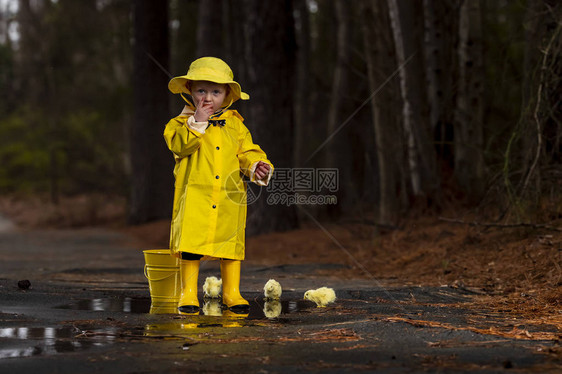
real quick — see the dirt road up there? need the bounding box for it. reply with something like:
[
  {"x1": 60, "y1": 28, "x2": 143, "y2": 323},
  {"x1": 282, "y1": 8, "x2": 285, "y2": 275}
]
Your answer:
[{"x1": 0, "y1": 225, "x2": 560, "y2": 373}]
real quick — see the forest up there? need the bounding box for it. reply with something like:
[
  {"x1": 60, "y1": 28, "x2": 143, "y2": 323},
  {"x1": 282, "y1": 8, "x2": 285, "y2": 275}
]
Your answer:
[{"x1": 0, "y1": 0, "x2": 560, "y2": 235}]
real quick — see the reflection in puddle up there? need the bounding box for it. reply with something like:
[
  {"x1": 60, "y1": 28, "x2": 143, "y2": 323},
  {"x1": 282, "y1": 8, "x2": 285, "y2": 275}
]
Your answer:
[
  {"x1": 56, "y1": 297, "x2": 311, "y2": 319},
  {"x1": 202, "y1": 300, "x2": 223, "y2": 316},
  {"x1": 2, "y1": 297, "x2": 311, "y2": 360},
  {"x1": 56, "y1": 297, "x2": 149, "y2": 313},
  {"x1": 263, "y1": 300, "x2": 282, "y2": 318},
  {"x1": 0, "y1": 326, "x2": 116, "y2": 359},
  {"x1": 1, "y1": 299, "x2": 312, "y2": 359},
  {"x1": 144, "y1": 299, "x2": 311, "y2": 335},
  {"x1": 144, "y1": 312, "x2": 259, "y2": 336}
]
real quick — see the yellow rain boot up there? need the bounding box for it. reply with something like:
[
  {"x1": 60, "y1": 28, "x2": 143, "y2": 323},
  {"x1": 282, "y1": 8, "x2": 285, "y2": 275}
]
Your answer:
[
  {"x1": 178, "y1": 259, "x2": 200, "y2": 314},
  {"x1": 221, "y1": 259, "x2": 249, "y2": 313}
]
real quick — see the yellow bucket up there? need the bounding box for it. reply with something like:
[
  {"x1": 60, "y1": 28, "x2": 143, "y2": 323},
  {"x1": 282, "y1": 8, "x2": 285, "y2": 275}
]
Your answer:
[{"x1": 143, "y1": 249, "x2": 180, "y2": 304}]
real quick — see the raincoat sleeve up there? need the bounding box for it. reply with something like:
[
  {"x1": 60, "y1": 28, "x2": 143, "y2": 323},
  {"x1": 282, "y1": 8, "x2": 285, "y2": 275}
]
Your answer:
[
  {"x1": 163, "y1": 116, "x2": 203, "y2": 158},
  {"x1": 237, "y1": 122, "x2": 274, "y2": 186}
]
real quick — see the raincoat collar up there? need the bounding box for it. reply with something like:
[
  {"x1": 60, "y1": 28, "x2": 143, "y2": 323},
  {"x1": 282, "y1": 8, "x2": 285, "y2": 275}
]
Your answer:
[{"x1": 180, "y1": 105, "x2": 195, "y2": 117}]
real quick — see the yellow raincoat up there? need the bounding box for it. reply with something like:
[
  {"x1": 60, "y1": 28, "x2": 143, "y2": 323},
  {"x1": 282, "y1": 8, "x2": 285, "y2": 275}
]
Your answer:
[{"x1": 164, "y1": 107, "x2": 273, "y2": 260}]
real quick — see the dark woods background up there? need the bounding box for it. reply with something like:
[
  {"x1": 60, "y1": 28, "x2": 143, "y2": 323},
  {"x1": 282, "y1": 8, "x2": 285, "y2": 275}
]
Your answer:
[{"x1": 0, "y1": 0, "x2": 560, "y2": 235}]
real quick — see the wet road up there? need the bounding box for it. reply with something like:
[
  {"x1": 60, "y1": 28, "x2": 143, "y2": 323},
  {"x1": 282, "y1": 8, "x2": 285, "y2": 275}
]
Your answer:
[
  {"x1": 0, "y1": 227, "x2": 560, "y2": 373},
  {"x1": 0, "y1": 214, "x2": 14, "y2": 233}
]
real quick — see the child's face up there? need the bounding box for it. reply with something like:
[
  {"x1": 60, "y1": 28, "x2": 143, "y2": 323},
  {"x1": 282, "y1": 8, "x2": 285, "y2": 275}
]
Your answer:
[{"x1": 190, "y1": 81, "x2": 228, "y2": 113}]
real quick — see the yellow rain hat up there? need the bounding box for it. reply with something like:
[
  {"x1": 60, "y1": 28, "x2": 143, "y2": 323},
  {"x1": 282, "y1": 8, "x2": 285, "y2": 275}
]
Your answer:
[{"x1": 168, "y1": 57, "x2": 249, "y2": 106}]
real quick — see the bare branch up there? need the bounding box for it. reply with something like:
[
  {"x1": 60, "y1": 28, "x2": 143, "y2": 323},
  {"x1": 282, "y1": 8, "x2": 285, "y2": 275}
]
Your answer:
[{"x1": 519, "y1": 20, "x2": 561, "y2": 196}]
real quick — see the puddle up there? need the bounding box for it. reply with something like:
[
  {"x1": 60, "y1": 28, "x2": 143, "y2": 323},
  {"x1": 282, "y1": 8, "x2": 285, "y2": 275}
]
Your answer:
[
  {"x1": 56, "y1": 297, "x2": 312, "y2": 319},
  {"x1": 0, "y1": 326, "x2": 116, "y2": 359},
  {"x1": 0, "y1": 299, "x2": 314, "y2": 358},
  {"x1": 56, "y1": 297, "x2": 150, "y2": 313}
]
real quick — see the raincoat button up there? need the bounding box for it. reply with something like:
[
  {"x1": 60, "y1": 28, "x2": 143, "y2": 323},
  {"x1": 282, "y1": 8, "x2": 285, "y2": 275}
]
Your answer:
[
  {"x1": 216, "y1": 175, "x2": 220, "y2": 179},
  {"x1": 212, "y1": 204, "x2": 216, "y2": 209},
  {"x1": 216, "y1": 146, "x2": 220, "y2": 150}
]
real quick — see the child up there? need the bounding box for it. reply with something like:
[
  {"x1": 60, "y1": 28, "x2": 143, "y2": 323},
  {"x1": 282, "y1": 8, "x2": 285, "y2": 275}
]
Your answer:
[{"x1": 164, "y1": 57, "x2": 273, "y2": 314}]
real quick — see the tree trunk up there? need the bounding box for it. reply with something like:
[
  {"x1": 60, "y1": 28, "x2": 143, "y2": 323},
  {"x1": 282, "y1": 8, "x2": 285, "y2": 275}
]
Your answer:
[
  {"x1": 423, "y1": 0, "x2": 458, "y2": 160},
  {"x1": 454, "y1": 0, "x2": 485, "y2": 200},
  {"x1": 362, "y1": 0, "x2": 399, "y2": 224},
  {"x1": 387, "y1": 0, "x2": 439, "y2": 202},
  {"x1": 387, "y1": 0, "x2": 420, "y2": 196},
  {"x1": 242, "y1": 0, "x2": 298, "y2": 235},
  {"x1": 18, "y1": 0, "x2": 61, "y2": 204},
  {"x1": 293, "y1": 0, "x2": 310, "y2": 167},
  {"x1": 170, "y1": 0, "x2": 198, "y2": 73},
  {"x1": 326, "y1": 0, "x2": 348, "y2": 168},
  {"x1": 17, "y1": 0, "x2": 45, "y2": 107},
  {"x1": 292, "y1": 0, "x2": 311, "y2": 225},
  {"x1": 129, "y1": 0, "x2": 173, "y2": 224},
  {"x1": 196, "y1": 0, "x2": 224, "y2": 58},
  {"x1": 323, "y1": 0, "x2": 350, "y2": 218}
]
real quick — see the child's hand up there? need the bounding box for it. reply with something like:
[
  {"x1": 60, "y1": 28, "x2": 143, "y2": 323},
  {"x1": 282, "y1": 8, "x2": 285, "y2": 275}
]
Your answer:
[
  {"x1": 255, "y1": 161, "x2": 271, "y2": 180},
  {"x1": 194, "y1": 97, "x2": 214, "y2": 122}
]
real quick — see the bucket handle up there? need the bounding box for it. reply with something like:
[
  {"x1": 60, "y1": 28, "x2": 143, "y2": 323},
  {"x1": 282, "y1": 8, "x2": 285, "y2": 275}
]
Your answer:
[{"x1": 144, "y1": 265, "x2": 178, "y2": 282}]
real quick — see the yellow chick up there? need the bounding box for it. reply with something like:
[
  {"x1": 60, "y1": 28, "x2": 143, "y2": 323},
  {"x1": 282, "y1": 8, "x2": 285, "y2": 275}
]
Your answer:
[
  {"x1": 264, "y1": 279, "x2": 282, "y2": 300},
  {"x1": 303, "y1": 287, "x2": 336, "y2": 307},
  {"x1": 203, "y1": 276, "x2": 222, "y2": 298},
  {"x1": 263, "y1": 300, "x2": 282, "y2": 318}
]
